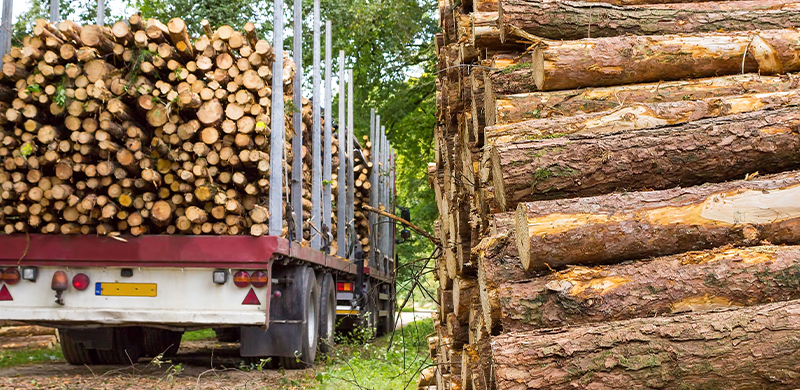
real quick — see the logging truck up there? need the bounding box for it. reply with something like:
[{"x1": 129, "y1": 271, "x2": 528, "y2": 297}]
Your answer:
[{"x1": 0, "y1": 13, "x2": 401, "y2": 368}]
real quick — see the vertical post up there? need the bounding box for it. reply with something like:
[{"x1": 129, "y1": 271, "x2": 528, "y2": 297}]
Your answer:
[
  {"x1": 346, "y1": 69, "x2": 355, "y2": 255},
  {"x1": 96, "y1": 0, "x2": 105, "y2": 25},
  {"x1": 323, "y1": 20, "x2": 333, "y2": 245},
  {"x1": 269, "y1": 0, "x2": 285, "y2": 236},
  {"x1": 376, "y1": 126, "x2": 386, "y2": 262},
  {"x1": 50, "y1": 0, "x2": 59, "y2": 23},
  {"x1": 368, "y1": 109, "x2": 375, "y2": 267},
  {"x1": 0, "y1": 0, "x2": 12, "y2": 58},
  {"x1": 310, "y1": 0, "x2": 322, "y2": 250},
  {"x1": 389, "y1": 146, "x2": 396, "y2": 269},
  {"x1": 370, "y1": 114, "x2": 381, "y2": 263},
  {"x1": 290, "y1": 0, "x2": 303, "y2": 241},
  {"x1": 336, "y1": 51, "x2": 346, "y2": 258},
  {"x1": 382, "y1": 130, "x2": 389, "y2": 264}
]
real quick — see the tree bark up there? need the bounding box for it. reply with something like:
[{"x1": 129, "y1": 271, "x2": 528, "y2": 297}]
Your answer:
[
  {"x1": 492, "y1": 299, "x2": 800, "y2": 390},
  {"x1": 489, "y1": 106, "x2": 800, "y2": 210},
  {"x1": 486, "y1": 74, "x2": 800, "y2": 127},
  {"x1": 514, "y1": 171, "x2": 800, "y2": 270},
  {"x1": 498, "y1": 0, "x2": 800, "y2": 41},
  {"x1": 490, "y1": 29, "x2": 800, "y2": 93},
  {"x1": 485, "y1": 89, "x2": 800, "y2": 146},
  {"x1": 474, "y1": 233, "x2": 541, "y2": 335},
  {"x1": 500, "y1": 245, "x2": 800, "y2": 333}
]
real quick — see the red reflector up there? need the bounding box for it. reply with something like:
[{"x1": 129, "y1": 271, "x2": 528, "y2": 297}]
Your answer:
[
  {"x1": 72, "y1": 274, "x2": 90, "y2": 291},
  {"x1": 2, "y1": 268, "x2": 20, "y2": 285},
  {"x1": 0, "y1": 285, "x2": 11, "y2": 301},
  {"x1": 242, "y1": 288, "x2": 261, "y2": 305},
  {"x1": 336, "y1": 282, "x2": 353, "y2": 292},
  {"x1": 233, "y1": 271, "x2": 250, "y2": 288},
  {"x1": 250, "y1": 271, "x2": 268, "y2": 288}
]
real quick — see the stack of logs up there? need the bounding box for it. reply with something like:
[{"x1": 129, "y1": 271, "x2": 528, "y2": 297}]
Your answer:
[
  {"x1": 425, "y1": 0, "x2": 800, "y2": 389},
  {"x1": 0, "y1": 16, "x2": 373, "y2": 254}
]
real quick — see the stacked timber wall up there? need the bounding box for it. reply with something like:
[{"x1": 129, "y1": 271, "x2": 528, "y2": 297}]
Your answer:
[{"x1": 425, "y1": 0, "x2": 800, "y2": 389}]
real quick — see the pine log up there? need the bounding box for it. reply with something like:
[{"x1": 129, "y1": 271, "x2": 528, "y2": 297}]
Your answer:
[
  {"x1": 514, "y1": 171, "x2": 800, "y2": 270},
  {"x1": 492, "y1": 300, "x2": 800, "y2": 390},
  {"x1": 453, "y1": 276, "x2": 477, "y2": 324},
  {"x1": 501, "y1": 245, "x2": 800, "y2": 333},
  {"x1": 498, "y1": 0, "x2": 800, "y2": 41},
  {"x1": 486, "y1": 89, "x2": 800, "y2": 146},
  {"x1": 474, "y1": 233, "x2": 540, "y2": 335},
  {"x1": 487, "y1": 74, "x2": 800, "y2": 127},
  {"x1": 490, "y1": 106, "x2": 800, "y2": 210},
  {"x1": 491, "y1": 29, "x2": 800, "y2": 93}
]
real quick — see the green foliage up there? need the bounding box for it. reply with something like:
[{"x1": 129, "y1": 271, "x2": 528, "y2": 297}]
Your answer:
[
  {"x1": 181, "y1": 328, "x2": 216, "y2": 341},
  {"x1": 314, "y1": 318, "x2": 434, "y2": 389},
  {"x1": 0, "y1": 347, "x2": 63, "y2": 368}
]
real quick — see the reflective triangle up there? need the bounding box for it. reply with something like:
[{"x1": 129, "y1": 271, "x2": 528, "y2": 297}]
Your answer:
[
  {"x1": 242, "y1": 288, "x2": 261, "y2": 305},
  {"x1": 0, "y1": 285, "x2": 12, "y2": 301}
]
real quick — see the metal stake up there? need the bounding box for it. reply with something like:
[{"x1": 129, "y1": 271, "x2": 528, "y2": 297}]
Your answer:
[
  {"x1": 336, "y1": 50, "x2": 346, "y2": 257},
  {"x1": 291, "y1": 0, "x2": 303, "y2": 241},
  {"x1": 50, "y1": 0, "x2": 59, "y2": 23},
  {"x1": 346, "y1": 69, "x2": 355, "y2": 255},
  {"x1": 310, "y1": 0, "x2": 322, "y2": 250},
  {"x1": 323, "y1": 20, "x2": 333, "y2": 245},
  {"x1": 0, "y1": 0, "x2": 12, "y2": 57},
  {"x1": 269, "y1": 0, "x2": 285, "y2": 236},
  {"x1": 96, "y1": 0, "x2": 105, "y2": 25}
]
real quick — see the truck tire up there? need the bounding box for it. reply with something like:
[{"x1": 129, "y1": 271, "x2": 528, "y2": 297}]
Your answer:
[
  {"x1": 95, "y1": 327, "x2": 144, "y2": 365},
  {"x1": 143, "y1": 328, "x2": 182, "y2": 358},
  {"x1": 59, "y1": 329, "x2": 96, "y2": 365},
  {"x1": 318, "y1": 273, "x2": 336, "y2": 354},
  {"x1": 279, "y1": 267, "x2": 319, "y2": 369}
]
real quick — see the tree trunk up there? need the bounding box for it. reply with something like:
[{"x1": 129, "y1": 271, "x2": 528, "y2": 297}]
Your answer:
[
  {"x1": 491, "y1": 29, "x2": 800, "y2": 93},
  {"x1": 489, "y1": 106, "x2": 800, "y2": 210},
  {"x1": 485, "y1": 89, "x2": 800, "y2": 146},
  {"x1": 500, "y1": 245, "x2": 800, "y2": 333},
  {"x1": 492, "y1": 300, "x2": 800, "y2": 390},
  {"x1": 486, "y1": 74, "x2": 800, "y2": 127},
  {"x1": 498, "y1": 0, "x2": 800, "y2": 41},
  {"x1": 514, "y1": 171, "x2": 800, "y2": 270}
]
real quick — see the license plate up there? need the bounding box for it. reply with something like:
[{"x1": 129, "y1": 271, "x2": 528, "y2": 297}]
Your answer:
[{"x1": 95, "y1": 283, "x2": 157, "y2": 297}]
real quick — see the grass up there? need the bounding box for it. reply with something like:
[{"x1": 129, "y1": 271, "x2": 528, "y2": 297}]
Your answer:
[
  {"x1": 310, "y1": 318, "x2": 435, "y2": 390},
  {"x1": 181, "y1": 328, "x2": 216, "y2": 341},
  {"x1": 0, "y1": 347, "x2": 63, "y2": 368}
]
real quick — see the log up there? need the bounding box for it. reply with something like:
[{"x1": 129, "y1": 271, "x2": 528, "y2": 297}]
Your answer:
[
  {"x1": 453, "y1": 276, "x2": 477, "y2": 324},
  {"x1": 486, "y1": 74, "x2": 800, "y2": 127},
  {"x1": 514, "y1": 171, "x2": 800, "y2": 270},
  {"x1": 474, "y1": 233, "x2": 540, "y2": 335},
  {"x1": 489, "y1": 106, "x2": 800, "y2": 210},
  {"x1": 485, "y1": 89, "x2": 800, "y2": 146},
  {"x1": 501, "y1": 245, "x2": 800, "y2": 332},
  {"x1": 492, "y1": 299, "x2": 800, "y2": 389},
  {"x1": 498, "y1": 0, "x2": 800, "y2": 41},
  {"x1": 491, "y1": 29, "x2": 800, "y2": 93}
]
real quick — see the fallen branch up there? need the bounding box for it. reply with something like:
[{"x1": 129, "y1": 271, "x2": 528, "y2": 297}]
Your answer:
[{"x1": 362, "y1": 205, "x2": 440, "y2": 246}]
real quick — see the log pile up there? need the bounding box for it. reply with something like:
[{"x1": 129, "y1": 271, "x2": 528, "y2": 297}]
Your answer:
[
  {"x1": 426, "y1": 0, "x2": 800, "y2": 389},
  {"x1": 0, "y1": 16, "x2": 373, "y2": 253}
]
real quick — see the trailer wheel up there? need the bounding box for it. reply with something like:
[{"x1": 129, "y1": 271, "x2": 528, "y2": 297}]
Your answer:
[
  {"x1": 95, "y1": 327, "x2": 144, "y2": 365},
  {"x1": 143, "y1": 328, "x2": 182, "y2": 358},
  {"x1": 318, "y1": 273, "x2": 336, "y2": 354},
  {"x1": 279, "y1": 267, "x2": 319, "y2": 369},
  {"x1": 59, "y1": 329, "x2": 96, "y2": 365}
]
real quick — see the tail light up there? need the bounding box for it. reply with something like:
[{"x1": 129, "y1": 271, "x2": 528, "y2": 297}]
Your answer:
[
  {"x1": 72, "y1": 274, "x2": 90, "y2": 291},
  {"x1": 2, "y1": 268, "x2": 20, "y2": 285},
  {"x1": 337, "y1": 282, "x2": 354, "y2": 292},
  {"x1": 233, "y1": 271, "x2": 250, "y2": 288},
  {"x1": 250, "y1": 271, "x2": 268, "y2": 288},
  {"x1": 51, "y1": 271, "x2": 69, "y2": 291}
]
